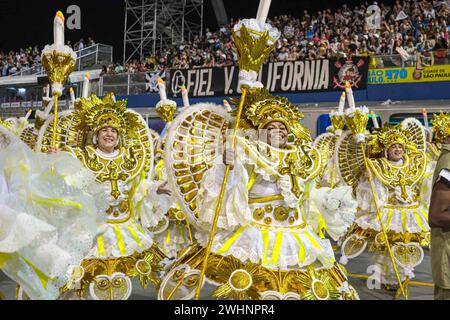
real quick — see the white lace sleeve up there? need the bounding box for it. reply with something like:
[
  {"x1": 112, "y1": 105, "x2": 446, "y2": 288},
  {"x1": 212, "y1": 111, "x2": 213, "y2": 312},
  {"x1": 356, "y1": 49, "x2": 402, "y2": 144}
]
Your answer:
[{"x1": 197, "y1": 155, "x2": 251, "y2": 230}]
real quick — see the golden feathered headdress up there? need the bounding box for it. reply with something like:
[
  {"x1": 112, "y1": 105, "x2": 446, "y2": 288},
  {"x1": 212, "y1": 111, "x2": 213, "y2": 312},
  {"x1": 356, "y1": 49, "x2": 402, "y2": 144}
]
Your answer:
[
  {"x1": 75, "y1": 93, "x2": 128, "y2": 136},
  {"x1": 231, "y1": 88, "x2": 311, "y2": 143},
  {"x1": 431, "y1": 112, "x2": 450, "y2": 143},
  {"x1": 368, "y1": 124, "x2": 414, "y2": 156}
]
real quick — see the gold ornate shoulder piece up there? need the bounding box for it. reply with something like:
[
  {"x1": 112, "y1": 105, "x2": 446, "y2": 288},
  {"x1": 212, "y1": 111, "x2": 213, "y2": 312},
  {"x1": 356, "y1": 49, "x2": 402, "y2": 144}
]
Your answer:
[
  {"x1": 164, "y1": 103, "x2": 231, "y2": 227},
  {"x1": 367, "y1": 151, "x2": 427, "y2": 199},
  {"x1": 284, "y1": 143, "x2": 322, "y2": 182},
  {"x1": 336, "y1": 131, "x2": 366, "y2": 189},
  {"x1": 237, "y1": 137, "x2": 322, "y2": 183}
]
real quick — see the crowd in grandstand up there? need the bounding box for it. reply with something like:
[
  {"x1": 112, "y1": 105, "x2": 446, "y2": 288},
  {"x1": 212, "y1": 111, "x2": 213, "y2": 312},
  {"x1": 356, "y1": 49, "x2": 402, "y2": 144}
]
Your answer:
[
  {"x1": 157, "y1": 0, "x2": 450, "y2": 70},
  {"x1": 98, "y1": 0, "x2": 450, "y2": 75},
  {"x1": 0, "y1": 38, "x2": 96, "y2": 77},
  {"x1": 2, "y1": 0, "x2": 450, "y2": 77}
]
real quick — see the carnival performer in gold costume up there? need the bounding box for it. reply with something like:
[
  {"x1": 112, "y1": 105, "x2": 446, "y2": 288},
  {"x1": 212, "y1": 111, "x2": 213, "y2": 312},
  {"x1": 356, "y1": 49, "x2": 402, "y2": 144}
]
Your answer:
[
  {"x1": 36, "y1": 93, "x2": 167, "y2": 300},
  {"x1": 157, "y1": 12, "x2": 358, "y2": 300},
  {"x1": 337, "y1": 112, "x2": 430, "y2": 298},
  {"x1": 419, "y1": 111, "x2": 450, "y2": 205},
  {"x1": 428, "y1": 112, "x2": 450, "y2": 161},
  {"x1": 146, "y1": 82, "x2": 194, "y2": 259}
]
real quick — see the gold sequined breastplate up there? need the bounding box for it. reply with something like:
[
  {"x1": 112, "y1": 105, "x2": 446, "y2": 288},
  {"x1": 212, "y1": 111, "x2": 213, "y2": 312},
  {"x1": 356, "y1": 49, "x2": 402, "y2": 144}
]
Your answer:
[
  {"x1": 68, "y1": 145, "x2": 145, "y2": 223},
  {"x1": 244, "y1": 141, "x2": 320, "y2": 229},
  {"x1": 367, "y1": 152, "x2": 426, "y2": 202}
]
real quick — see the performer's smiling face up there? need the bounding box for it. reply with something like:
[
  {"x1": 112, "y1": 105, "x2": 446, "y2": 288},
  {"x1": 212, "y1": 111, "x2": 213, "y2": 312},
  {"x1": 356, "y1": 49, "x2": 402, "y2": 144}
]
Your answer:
[
  {"x1": 387, "y1": 143, "x2": 404, "y2": 162},
  {"x1": 264, "y1": 122, "x2": 288, "y2": 148},
  {"x1": 97, "y1": 126, "x2": 119, "y2": 154}
]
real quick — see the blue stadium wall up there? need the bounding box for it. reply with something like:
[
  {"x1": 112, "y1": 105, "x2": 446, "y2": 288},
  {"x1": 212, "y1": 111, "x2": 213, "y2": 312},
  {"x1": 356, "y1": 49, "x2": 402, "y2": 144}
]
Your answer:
[{"x1": 116, "y1": 81, "x2": 450, "y2": 109}]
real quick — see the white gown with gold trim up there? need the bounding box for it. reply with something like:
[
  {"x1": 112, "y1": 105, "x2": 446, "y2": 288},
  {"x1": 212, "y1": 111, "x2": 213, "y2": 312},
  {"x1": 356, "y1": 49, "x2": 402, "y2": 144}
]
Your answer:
[
  {"x1": 194, "y1": 138, "x2": 352, "y2": 270},
  {"x1": 64, "y1": 145, "x2": 166, "y2": 259}
]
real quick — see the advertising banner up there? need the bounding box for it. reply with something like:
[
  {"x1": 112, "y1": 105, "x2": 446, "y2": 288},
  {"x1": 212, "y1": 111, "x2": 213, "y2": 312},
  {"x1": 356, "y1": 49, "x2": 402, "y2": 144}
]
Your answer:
[{"x1": 169, "y1": 57, "x2": 370, "y2": 98}]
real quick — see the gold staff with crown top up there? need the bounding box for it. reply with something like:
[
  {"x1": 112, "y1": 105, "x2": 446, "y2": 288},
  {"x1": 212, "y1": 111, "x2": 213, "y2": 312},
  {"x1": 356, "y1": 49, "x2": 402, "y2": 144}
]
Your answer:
[
  {"x1": 314, "y1": 91, "x2": 346, "y2": 190},
  {"x1": 343, "y1": 102, "x2": 408, "y2": 299},
  {"x1": 194, "y1": 0, "x2": 280, "y2": 300},
  {"x1": 329, "y1": 101, "x2": 346, "y2": 188},
  {"x1": 41, "y1": 11, "x2": 77, "y2": 149}
]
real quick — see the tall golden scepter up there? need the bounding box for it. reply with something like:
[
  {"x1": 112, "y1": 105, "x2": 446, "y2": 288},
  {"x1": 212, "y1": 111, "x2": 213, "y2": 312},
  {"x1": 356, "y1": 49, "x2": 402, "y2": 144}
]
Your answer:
[
  {"x1": 343, "y1": 90, "x2": 407, "y2": 299},
  {"x1": 194, "y1": 0, "x2": 280, "y2": 300},
  {"x1": 41, "y1": 11, "x2": 76, "y2": 149},
  {"x1": 329, "y1": 91, "x2": 346, "y2": 188}
]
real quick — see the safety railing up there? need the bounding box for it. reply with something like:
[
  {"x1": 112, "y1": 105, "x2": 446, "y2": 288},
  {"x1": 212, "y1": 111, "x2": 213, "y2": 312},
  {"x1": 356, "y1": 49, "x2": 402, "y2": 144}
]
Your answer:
[
  {"x1": 370, "y1": 50, "x2": 450, "y2": 69},
  {"x1": 100, "y1": 72, "x2": 157, "y2": 96},
  {"x1": 8, "y1": 44, "x2": 113, "y2": 77}
]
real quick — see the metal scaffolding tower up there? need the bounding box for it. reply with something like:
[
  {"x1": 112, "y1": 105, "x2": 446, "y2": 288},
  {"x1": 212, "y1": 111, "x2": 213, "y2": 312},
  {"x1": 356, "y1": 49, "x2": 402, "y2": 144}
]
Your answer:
[{"x1": 123, "y1": 0, "x2": 204, "y2": 64}]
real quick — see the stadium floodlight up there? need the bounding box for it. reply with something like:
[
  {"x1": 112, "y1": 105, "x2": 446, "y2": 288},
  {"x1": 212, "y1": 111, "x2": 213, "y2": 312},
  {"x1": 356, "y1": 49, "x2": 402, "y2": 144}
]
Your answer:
[{"x1": 123, "y1": 0, "x2": 204, "y2": 64}]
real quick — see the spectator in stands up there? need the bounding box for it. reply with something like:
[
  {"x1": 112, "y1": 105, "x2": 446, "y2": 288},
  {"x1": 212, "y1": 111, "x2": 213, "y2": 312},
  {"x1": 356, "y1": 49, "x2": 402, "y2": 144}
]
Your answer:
[
  {"x1": 78, "y1": 39, "x2": 85, "y2": 51},
  {"x1": 88, "y1": 37, "x2": 96, "y2": 47},
  {"x1": 100, "y1": 65, "x2": 109, "y2": 77}
]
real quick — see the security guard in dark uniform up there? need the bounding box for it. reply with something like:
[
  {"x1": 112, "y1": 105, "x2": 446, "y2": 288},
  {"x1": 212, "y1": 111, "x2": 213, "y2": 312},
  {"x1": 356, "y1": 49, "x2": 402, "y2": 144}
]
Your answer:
[{"x1": 430, "y1": 139, "x2": 450, "y2": 300}]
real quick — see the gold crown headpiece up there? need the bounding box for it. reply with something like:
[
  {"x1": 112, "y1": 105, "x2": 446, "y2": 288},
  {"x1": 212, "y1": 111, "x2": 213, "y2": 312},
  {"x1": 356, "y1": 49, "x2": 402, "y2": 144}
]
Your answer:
[
  {"x1": 232, "y1": 25, "x2": 277, "y2": 73},
  {"x1": 232, "y1": 88, "x2": 311, "y2": 143},
  {"x1": 431, "y1": 112, "x2": 450, "y2": 143},
  {"x1": 368, "y1": 124, "x2": 413, "y2": 156},
  {"x1": 75, "y1": 93, "x2": 128, "y2": 136}
]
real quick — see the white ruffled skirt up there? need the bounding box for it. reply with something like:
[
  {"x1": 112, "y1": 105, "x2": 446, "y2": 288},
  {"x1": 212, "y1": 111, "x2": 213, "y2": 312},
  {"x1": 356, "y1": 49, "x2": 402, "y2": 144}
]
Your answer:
[
  {"x1": 88, "y1": 220, "x2": 155, "y2": 259},
  {"x1": 355, "y1": 204, "x2": 430, "y2": 234},
  {"x1": 195, "y1": 225, "x2": 336, "y2": 270},
  {"x1": 155, "y1": 222, "x2": 192, "y2": 259}
]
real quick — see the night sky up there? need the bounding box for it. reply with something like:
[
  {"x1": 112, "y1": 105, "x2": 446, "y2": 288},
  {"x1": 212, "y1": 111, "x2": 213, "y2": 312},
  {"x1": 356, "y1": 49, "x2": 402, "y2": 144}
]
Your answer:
[{"x1": 0, "y1": 0, "x2": 393, "y2": 62}]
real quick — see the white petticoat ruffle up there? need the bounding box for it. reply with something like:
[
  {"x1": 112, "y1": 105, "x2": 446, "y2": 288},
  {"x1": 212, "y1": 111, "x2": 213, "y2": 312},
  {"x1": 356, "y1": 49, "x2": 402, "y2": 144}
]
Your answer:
[
  {"x1": 154, "y1": 223, "x2": 191, "y2": 259},
  {"x1": 88, "y1": 220, "x2": 155, "y2": 259},
  {"x1": 195, "y1": 225, "x2": 336, "y2": 270},
  {"x1": 355, "y1": 205, "x2": 430, "y2": 234}
]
